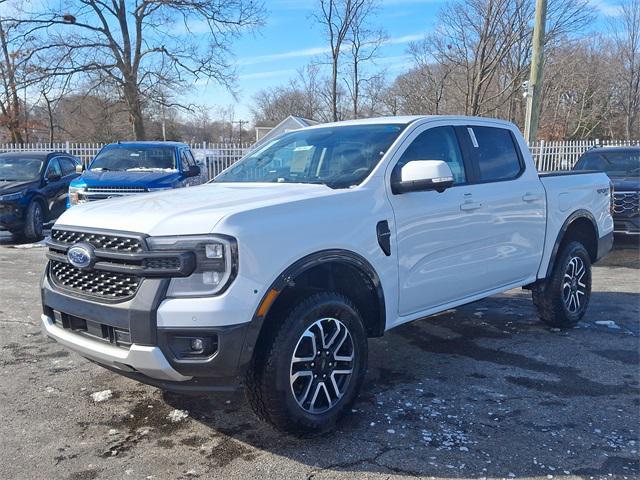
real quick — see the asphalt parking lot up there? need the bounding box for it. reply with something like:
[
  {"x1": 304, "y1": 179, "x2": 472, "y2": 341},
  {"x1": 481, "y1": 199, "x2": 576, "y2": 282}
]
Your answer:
[{"x1": 0, "y1": 232, "x2": 638, "y2": 480}]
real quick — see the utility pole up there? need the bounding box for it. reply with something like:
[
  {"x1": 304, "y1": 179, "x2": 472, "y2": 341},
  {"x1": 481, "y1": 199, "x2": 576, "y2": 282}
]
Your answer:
[
  {"x1": 233, "y1": 120, "x2": 248, "y2": 143},
  {"x1": 524, "y1": 0, "x2": 547, "y2": 144}
]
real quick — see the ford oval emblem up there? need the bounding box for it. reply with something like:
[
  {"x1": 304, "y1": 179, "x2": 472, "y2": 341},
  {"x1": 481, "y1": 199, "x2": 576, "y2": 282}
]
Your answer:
[{"x1": 67, "y1": 243, "x2": 94, "y2": 269}]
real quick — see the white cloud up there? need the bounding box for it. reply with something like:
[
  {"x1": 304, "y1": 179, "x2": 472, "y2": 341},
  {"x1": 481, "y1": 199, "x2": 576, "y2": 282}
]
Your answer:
[
  {"x1": 590, "y1": 0, "x2": 623, "y2": 16},
  {"x1": 387, "y1": 33, "x2": 425, "y2": 45},
  {"x1": 238, "y1": 32, "x2": 424, "y2": 66},
  {"x1": 239, "y1": 47, "x2": 331, "y2": 66},
  {"x1": 239, "y1": 68, "x2": 297, "y2": 80}
]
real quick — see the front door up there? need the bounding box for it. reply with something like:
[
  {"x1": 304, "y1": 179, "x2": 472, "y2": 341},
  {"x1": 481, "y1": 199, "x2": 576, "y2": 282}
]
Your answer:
[{"x1": 388, "y1": 124, "x2": 495, "y2": 316}]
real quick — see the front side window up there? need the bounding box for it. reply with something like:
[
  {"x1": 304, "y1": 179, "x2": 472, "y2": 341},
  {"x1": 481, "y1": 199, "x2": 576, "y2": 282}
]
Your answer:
[
  {"x1": 90, "y1": 146, "x2": 177, "y2": 172},
  {"x1": 0, "y1": 156, "x2": 44, "y2": 181},
  {"x1": 471, "y1": 126, "x2": 522, "y2": 181},
  {"x1": 214, "y1": 124, "x2": 406, "y2": 189},
  {"x1": 394, "y1": 126, "x2": 466, "y2": 184},
  {"x1": 46, "y1": 159, "x2": 62, "y2": 179}
]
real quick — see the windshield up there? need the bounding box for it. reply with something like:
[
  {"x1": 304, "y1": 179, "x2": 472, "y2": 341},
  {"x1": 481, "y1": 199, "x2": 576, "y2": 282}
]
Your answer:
[
  {"x1": 0, "y1": 157, "x2": 44, "y2": 181},
  {"x1": 576, "y1": 151, "x2": 640, "y2": 177},
  {"x1": 214, "y1": 124, "x2": 406, "y2": 188},
  {"x1": 90, "y1": 145, "x2": 177, "y2": 172}
]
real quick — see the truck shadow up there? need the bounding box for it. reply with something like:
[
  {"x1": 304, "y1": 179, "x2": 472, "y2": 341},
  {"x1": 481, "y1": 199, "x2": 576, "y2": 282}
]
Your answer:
[{"x1": 160, "y1": 288, "x2": 639, "y2": 478}]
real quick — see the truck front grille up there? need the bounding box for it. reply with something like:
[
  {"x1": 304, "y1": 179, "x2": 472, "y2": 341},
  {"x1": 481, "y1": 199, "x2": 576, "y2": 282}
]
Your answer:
[
  {"x1": 613, "y1": 192, "x2": 640, "y2": 216},
  {"x1": 50, "y1": 260, "x2": 141, "y2": 299},
  {"x1": 51, "y1": 228, "x2": 144, "y2": 252},
  {"x1": 85, "y1": 186, "x2": 146, "y2": 194}
]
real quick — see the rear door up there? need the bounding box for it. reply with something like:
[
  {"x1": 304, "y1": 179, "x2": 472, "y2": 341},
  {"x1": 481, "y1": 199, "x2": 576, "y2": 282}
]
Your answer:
[{"x1": 460, "y1": 125, "x2": 546, "y2": 287}]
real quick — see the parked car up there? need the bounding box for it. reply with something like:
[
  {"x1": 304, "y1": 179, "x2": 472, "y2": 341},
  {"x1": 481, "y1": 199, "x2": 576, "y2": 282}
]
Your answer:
[
  {"x1": 0, "y1": 151, "x2": 80, "y2": 240},
  {"x1": 574, "y1": 146, "x2": 639, "y2": 237},
  {"x1": 41, "y1": 116, "x2": 613, "y2": 434},
  {"x1": 68, "y1": 141, "x2": 202, "y2": 207}
]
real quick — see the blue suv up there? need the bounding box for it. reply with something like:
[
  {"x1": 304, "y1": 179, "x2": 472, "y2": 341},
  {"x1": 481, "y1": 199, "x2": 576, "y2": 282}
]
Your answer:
[{"x1": 68, "y1": 142, "x2": 203, "y2": 207}]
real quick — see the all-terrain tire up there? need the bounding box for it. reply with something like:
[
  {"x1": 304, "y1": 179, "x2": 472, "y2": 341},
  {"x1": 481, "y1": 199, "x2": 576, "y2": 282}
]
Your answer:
[
  {"x1": 23, "y1": 200, "x2": 44, "y2": 242},
  {"x1": 532, "y1": 241, "x2": 592, "y2": 328},
  {"x1": 245, "y1": 291, "x2": 368, "y2": 435}
]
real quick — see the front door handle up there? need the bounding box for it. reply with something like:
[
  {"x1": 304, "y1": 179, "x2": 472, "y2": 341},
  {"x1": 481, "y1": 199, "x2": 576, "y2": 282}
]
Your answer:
[
  {"x1": 460, "y1": 201, "x2": 483, "y2": 212},
  {"x1": 522, "y1": 192, "x2": 541, "y2": 202}
]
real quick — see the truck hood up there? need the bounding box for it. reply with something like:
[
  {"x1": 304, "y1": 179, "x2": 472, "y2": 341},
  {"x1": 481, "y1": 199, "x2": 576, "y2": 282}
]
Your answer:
[
  {"x1": 79, "y1": 170, "x2": 181, "y2": 188},
  {"x1": 56, "y1": 182, "x2": 335, "y2": 236},
  {"x1": 610, "y1": 177, "x2": 640, "y2": 192},
  {"x1": 0, "y1": 179, "x2": 38, "y2": 194}
]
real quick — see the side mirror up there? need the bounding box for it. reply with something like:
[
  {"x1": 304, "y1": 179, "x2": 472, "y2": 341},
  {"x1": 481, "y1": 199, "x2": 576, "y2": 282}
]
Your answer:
[
  {"x1": 186, "y1": 165, "x2": 201, "y2": 178},
  {"x1": 391, "y1": 160, "x2": 454, "y2": 194},
  {"x1": 75, "y1": 164, "x2": 84, "y2": 174}
]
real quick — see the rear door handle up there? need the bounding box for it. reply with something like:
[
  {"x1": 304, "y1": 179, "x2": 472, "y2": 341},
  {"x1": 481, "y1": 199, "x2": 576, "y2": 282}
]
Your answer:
[
  {"x1": 522, "y1": 193, "x2": 541, "y2": 202},
  {"x1": 460, "y1": 201, "x2": 483, "y2": 212}
]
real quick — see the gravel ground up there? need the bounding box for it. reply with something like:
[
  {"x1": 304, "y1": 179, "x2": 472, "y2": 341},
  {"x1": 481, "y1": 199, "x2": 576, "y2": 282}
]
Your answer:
[{"x1": 0, "y1": 232, "x2": 638, "y2": 480}]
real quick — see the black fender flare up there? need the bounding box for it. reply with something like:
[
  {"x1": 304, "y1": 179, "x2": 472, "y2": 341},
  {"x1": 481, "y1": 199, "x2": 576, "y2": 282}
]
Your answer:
[
  {"x1": 543, "y1": 209, "x2": 598, "y2": 279},
  {"x1": 236, "y1": 249, "x2": 386, "y2": 372}
]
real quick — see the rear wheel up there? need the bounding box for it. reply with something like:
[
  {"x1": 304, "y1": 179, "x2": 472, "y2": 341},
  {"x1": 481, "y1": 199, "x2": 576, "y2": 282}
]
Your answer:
[
  {"x1": 532, "y1": 241, "x2": 592, "y2": 328},
  {"x1": 245, "y1": 292, "x2": 368, "y2": 434}
]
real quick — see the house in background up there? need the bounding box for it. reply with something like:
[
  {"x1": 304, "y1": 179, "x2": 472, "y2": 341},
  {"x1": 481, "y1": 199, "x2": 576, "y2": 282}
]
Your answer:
[{"x1": 254, "y1": 116, "x2": 319, "y2": 149}]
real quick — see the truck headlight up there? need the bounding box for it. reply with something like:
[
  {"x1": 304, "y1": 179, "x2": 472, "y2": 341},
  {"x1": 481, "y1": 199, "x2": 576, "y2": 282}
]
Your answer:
[
  {"x1": 147, "y1": 235, "x2": 237, "y2": 297},
  {"x1": 68, "y1": 185, "x2": 87, "y2": 206},
  {"x1": 0, "y1": 191, "x2": 24, "y2": 202}
]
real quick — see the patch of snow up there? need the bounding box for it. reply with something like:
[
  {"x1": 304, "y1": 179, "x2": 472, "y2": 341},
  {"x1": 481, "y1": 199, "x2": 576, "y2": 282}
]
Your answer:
[
  {"x1": 167, "y1": 409, "x2": 189, "y2": 423},
  {"x1": 387, "y1": 429, "x2": 395, "y2": 434},
  {"x1": 90, "y1": 390, "x2": 113, "y2": 402},
  {"x1": 595, "y1": 320, "x2": 621, "y2": 329}
]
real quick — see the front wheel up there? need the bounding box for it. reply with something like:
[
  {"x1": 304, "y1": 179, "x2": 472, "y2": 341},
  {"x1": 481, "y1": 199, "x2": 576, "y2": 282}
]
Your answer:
[
  {"x1": 22, "y1": 201, "x2": 44, "y2": 242},
  {"x1": 532, "y1": 241, "x2": 592, "y2": 328},
  {"x1": 245, "y1": 292, "x2": 368, "y2": 434}
]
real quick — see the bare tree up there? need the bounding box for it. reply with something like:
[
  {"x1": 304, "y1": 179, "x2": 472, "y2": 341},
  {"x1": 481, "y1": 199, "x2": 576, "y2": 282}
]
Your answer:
[
  {"x1": 314, "y1": 0, "x2": 370, "y2": 121},
  {"x1": 0, "y1": 13, "x2": 28, "y2": 143},
  {"x1": 16, "y1": 0, "x2": 264, "y2": 140},
  {"x1": 610, "y1": 0, "x2": 640, "y2": 139},
  {"x1": 344, "y1": 0, "x2": 385, "y2": 118}
]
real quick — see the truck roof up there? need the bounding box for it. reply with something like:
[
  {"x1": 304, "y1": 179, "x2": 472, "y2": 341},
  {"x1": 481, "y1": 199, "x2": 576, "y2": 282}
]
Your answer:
[
  {"x1": 107, "y1": 141, "x2": 189, "y2": 148},
  {"x1": 586, "y1": 146, "x2": 640, "y2": 153},
  {"x1": 305, "y1": 115, "x2": 516, "y2": 129}
]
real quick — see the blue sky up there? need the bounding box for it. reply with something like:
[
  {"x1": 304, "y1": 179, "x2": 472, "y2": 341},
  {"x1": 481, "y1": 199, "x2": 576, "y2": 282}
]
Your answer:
[{"x1": 187, "y1": 0, "x2": 621, "y2": 122}]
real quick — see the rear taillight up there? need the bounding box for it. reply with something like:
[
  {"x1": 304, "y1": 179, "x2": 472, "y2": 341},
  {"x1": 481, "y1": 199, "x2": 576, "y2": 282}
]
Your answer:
[{"x1": 609, "y1": 181, "x2": 614, "y2": 214}]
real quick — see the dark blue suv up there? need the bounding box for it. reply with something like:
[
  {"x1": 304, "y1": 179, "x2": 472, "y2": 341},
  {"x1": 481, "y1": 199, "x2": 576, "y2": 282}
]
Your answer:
[
  {"x1": 68, "y1": 142, "x2": 203, "y2": 207},
  {"x1": 0, "y1": 151, "x2": 80, "y2": 240}
]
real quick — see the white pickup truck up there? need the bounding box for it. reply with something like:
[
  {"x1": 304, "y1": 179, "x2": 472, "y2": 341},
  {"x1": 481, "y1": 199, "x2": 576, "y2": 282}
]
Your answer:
[{"x1": 41, "y1": 116, "x2": 613, "y2": 434}]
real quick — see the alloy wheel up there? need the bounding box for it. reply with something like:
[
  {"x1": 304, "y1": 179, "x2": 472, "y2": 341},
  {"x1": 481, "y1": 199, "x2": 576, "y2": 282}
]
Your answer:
[
  {"x1": 289, "y1": 317, "x2": 354, "y2": 414},
  {"x1": 562, "y1": 256, "x2": 587, "y2": 314}
]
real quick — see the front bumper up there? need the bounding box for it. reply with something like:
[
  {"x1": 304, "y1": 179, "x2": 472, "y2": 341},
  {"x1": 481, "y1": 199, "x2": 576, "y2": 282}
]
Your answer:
[
  {"x1": 613, "y1": 215, "x2": 640, "y2": 236},
  {"x1": 41, "y1": 269, "x2": 252, "y2": 392},
  {"x1": 41, "y1": 313, "x2": 190, "y2": 382},
  {"x1": 0, "y1": 201, "x2": 26, "y2": 231}
]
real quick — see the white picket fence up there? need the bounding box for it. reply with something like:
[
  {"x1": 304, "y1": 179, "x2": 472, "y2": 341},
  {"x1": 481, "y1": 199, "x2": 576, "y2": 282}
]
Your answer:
[
  {"x1": 0, "y1": 141, "x2": 253, "y2": 180},
  {"x1": 1, "y1": 139, "x2": 638, "y2": 179},
  {"x1": 529, "y1": 139, "x2": 640, "y2": 172}
]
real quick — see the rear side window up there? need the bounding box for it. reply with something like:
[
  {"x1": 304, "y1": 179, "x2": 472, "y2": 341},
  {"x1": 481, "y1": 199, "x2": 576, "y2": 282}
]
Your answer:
[
  {"x1": 470, "y1": 126, "x2": 522, "y2": 181},
  {"x1": 59, "y1": 157, "x2": 77, "y2": 176}
]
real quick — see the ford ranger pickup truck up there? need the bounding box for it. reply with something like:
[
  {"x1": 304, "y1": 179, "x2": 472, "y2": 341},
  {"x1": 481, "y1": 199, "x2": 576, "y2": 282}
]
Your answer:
[
  {"x1": 41, "y1": 116, "x2": 613, "y2": 434},
  {"x1": 67, "y1": 141, "x2": 202, "y2": 207}
]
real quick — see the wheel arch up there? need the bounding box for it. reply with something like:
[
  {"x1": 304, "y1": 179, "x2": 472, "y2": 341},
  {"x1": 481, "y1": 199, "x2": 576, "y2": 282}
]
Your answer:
[
  {"x1": 544, "y1": 209, "x2": 598, "y2": 278},
  {"x1": 238, "y1": 249, "x2": 386, "y2": 372},
  {"x1": 29, "y1": 193, "x2": 49, "y2": 219}
]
